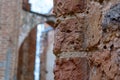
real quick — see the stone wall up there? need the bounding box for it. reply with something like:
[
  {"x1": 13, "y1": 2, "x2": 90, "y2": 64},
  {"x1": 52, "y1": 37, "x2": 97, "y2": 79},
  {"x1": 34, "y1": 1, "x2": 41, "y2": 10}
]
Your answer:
[
  {"x1": 53, "y1": 0, "x2": 120, "y2": 80},
  {"x1": 0, "y1": 0, "x2": 120, "y2": 80}
]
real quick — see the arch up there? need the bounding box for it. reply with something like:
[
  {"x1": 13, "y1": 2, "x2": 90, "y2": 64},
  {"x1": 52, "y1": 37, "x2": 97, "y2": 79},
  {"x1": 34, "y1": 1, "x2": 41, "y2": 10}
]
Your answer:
[
  {"x1": 17, "y1": 1, "x2": 55, "y2": 80},
  {"x1": 17, "y1": 27, "x2": 37, "y2": 80}
]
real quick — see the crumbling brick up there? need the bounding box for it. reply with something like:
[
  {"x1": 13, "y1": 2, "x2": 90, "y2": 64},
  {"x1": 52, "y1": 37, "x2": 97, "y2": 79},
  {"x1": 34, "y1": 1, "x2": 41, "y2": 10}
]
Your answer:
[
  {"x1": 53, "y1": 0, "x2": 120, "y2": 80},
  {"x1": 54, "y1": 57, "x2": 89, "y2": 80},
  {"x1": 53, "y1": 0, "x2": 87, "y2": 16},
  {"x1": 85, "y1": 2, "x2": 102, "y2": 49},
  {"x1": 54, "y1": 17, "x2": 85, "y2": 54}
]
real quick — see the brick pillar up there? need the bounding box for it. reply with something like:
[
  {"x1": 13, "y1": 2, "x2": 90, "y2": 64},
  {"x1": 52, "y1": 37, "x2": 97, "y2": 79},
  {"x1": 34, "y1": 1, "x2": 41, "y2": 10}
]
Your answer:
[
  {"x1": 0, "y1": 0, "x2": 21, "y2": 80},
  {"x1": 53, "y1": 0, "x2": 120, "y2": 80},
  {"x1": 53, "y1": 0, "x2": 90, "y2": 80}
]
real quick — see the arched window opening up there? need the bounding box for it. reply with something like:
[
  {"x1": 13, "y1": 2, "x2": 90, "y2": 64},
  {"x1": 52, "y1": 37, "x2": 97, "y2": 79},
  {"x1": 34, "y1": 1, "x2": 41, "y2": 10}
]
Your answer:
[{"x1": 17, "y1": 0, "x2": 56, "y2": 80}]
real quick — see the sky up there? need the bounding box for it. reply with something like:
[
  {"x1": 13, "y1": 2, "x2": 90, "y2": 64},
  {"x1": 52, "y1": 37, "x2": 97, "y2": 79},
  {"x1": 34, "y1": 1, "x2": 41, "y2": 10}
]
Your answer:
[
  {"x1": 29, "y1": 0, "x2": 53, "y2": 80},
  {"x1": 29, "y1": 0, "x2": 53, "y2": 14}
]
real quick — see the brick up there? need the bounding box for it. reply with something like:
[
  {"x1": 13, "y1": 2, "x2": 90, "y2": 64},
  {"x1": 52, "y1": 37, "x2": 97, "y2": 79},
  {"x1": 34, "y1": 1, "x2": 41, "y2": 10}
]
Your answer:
[
  {"x1": 54, "y1": 0, "x2": 87, "y2": 16},
  {"x1": 54, "y1": 16, "x2": 85, "y2": 54},
  {"x1": 54, "y1": 57, "x2": 89, "y2": 80},
  {"x1": 53, "y1": 0, "x2": 120, "y2": 80},
  {"x1": 89, "y1": 50, "x2": 120, "y2": 80},
  {"x1": 22, "y1": 0, "x2": 31, "y2": 11},
  {"x1": 85, "y1": 2, "x2": 102, "y2": 49},
  {"x1": 53, "y1": 2, "x2": 103, "y2": 54}
]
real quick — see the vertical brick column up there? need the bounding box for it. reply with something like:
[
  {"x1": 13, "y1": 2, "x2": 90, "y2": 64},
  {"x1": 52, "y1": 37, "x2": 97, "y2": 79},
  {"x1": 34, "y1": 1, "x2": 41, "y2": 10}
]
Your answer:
[
  {"x1": 0, "y1": 0, "x2": 21, "y2": 80},
  {"x1": 53, "y1": 0, "x2": 90, "y2": 80}
]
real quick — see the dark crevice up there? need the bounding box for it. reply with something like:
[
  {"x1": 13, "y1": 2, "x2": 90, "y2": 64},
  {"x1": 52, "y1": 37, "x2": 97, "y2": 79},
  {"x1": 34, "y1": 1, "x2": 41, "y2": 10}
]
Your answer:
[
  {"x1": 110, "y1": 44, "x2": 114, "y2": 50},
  {"x1": 103, "y1": 45, "x2": 107, "y2": 49},
  {"x1": 97, "y1": 0, "x2": 104, "y2": 4}
]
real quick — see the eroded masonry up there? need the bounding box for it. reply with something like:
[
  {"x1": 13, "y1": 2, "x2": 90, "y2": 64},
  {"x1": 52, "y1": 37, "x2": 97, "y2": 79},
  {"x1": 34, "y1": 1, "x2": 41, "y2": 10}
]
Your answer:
[
  {"x1": 0, "y1": 0, "x2": 120, "y2": 80},
  {"x1": 53, "y1": 0, "x2": 120, "y2": 80}
]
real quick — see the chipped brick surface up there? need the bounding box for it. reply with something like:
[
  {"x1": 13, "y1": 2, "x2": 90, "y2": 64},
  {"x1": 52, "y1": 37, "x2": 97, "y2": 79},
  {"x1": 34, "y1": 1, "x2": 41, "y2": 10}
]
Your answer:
[
  {"x1": 53, "y1": 0, "x2": 120, "y2": 80},
  {"x1": 54, "y1": 57, "x2": 89, "y2": 80},
  {"x1": 53, "y1": 2, "x2": 103, "y2": 54},
  {"x1": 89, "y1": 50, "x2": 120, "y2": 80},
  {"x1": 54, "y1": 17, "x2": 85, "y2": 54},
  {"x1": 85, "y1": 2, "x2": 102, "y2": 48},
  {"x1": 54, "y1": 0, "x2": 87, "y2": 16}
]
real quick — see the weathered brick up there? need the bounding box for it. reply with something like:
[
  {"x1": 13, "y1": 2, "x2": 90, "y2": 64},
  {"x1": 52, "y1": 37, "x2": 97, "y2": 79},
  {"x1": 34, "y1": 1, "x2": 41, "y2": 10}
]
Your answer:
[
  {"x1": 53, "y1": 0, "x2": 120, "y2": 80},
  {"x1": 54, "y1": 2, "x2": 103, "y2": 54},
  {"x1": 54, "y1": 57, "x2": 89, "y2": 80},
  {"x1": 54, "y1": 0, "x2": 87, "y2": 16},
  {"x1": 54, "y1": 16, "x2": 85, "y2": 54},
  {"x1": 89, "y1": 50, "x2": 120, "y2": 80},
  {"x1": 85, "y1": 2, "x2": 102, "y2": 49}
]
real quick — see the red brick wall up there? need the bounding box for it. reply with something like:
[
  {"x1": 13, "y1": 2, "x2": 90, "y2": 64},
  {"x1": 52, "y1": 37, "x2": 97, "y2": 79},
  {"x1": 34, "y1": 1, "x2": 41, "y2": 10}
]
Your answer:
[
  {"x1": 53, "y1": 0, "x2": 120, "y2": 80},
  {"x1": 53, "y1": 0, "x2": 90, "y2": 80}
]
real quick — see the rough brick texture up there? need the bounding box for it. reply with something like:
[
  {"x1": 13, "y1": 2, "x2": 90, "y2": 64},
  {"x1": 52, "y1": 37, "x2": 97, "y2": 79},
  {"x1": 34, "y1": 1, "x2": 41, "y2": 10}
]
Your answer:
[
  {"x1": 54, "y1": 0, "x2": 87, "y2": 16},
  {"x1": 54, "y1": 16, "x2": 85, "y2": 54},
  {"x1": 53, "y1": 0, "x2": 120, "y2": 80},
  {"x1": 54, "y1": 57, "x2": 89, "y2": 80},
  {"x1": 85, "y1": 2, "x2": 102, "y2": 49},
  {"x1": 88, "y1": 49, "x2": 120, "y2": 80},
  {"x1": 53, "y1": 2, "x2": 102, "y2": 55},
  {"x1": 88, "y1": 1, "x2": 120, "y2": 80}
]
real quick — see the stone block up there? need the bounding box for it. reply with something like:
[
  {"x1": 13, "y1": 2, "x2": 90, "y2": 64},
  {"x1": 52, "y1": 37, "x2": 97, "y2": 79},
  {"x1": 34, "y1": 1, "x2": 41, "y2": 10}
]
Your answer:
[
  {"x1": 85, "y1": 2, "x2": 102, "y2": 49},
  {"x1": 54, "y1": 57, "x2": 89, "y2": 80},
  {"x1": 89, "y1": 50, "x2": 119, "y2": 80},
  {"x1": 54, "y1": 0, "x2": 87, "y2": 16},
  {"x1": 54, "y1": 17, "x2": 85, "y2": 54}
]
